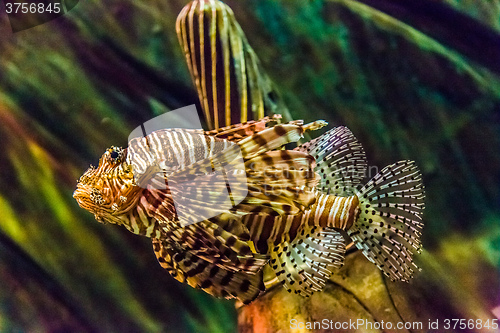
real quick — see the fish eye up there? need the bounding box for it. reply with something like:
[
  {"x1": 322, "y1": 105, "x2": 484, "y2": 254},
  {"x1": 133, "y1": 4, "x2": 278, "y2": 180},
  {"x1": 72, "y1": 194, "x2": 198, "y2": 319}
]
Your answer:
[{"x1": 107, "y1": 147, "x2": 123, "y2": 163}]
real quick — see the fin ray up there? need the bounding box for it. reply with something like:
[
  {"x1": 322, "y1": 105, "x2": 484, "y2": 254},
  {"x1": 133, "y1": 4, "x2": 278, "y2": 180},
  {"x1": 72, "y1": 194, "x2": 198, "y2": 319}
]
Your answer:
[
  {"x1": 269, "y1": 226, "x2": 346, "y2": 296},
  {"x1": 153, "y1": 239, "x2": 265, "y2": 304},
  {"x1": 349, "y1": 160, "x2": 425, "y2": 281},
  {"x1": 296, "y1": 126, "x2": 367, "y2": 196}
]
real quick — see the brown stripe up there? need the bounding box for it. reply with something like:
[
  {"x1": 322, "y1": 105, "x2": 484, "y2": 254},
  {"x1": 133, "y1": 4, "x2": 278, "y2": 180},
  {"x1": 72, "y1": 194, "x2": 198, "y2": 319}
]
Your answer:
[
  {"x1": 258, "y1": 216, "x2": 274, "y2": 246},
  {"x1": 298, "y1": 193, "x2": 361, "y2": 231},
  {"x1": 274, "y1": 125, "x2": 287, "y2": 136},
  {"x1": 319, "y1": 194, "x2": 336, "y2": 228},
  {"x1": 344, "y1": 196, "x2": 360, "y2": 230},
  {"x1": 288, "y1": 215, "x2": 302, "y2": 242},
  {"x1": 176, "y1": 0, "x2": 280, "y2": 131},
  {"x1": 334, "y1": 197, "x2": 347, "y2": 227}
]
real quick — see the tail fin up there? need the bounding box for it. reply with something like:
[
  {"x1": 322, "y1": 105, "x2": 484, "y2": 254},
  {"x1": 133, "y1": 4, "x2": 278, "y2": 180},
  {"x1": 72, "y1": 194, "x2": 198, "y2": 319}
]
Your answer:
[{"x1": 349, "y1": 160, "x2": 425, "y2": 282}]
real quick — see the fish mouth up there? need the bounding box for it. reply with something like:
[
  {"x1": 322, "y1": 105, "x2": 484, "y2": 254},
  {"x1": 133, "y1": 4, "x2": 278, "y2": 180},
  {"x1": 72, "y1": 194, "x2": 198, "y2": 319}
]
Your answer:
[
  {"x1": 73, "y1": 187, "x2": 82, "y2": 199},
  {"x1": 73, "y1": 185, "x2": 91, "y2": 208},
  {"x1": 73, "y1": 185, "x2": 106, "y2": 223},
  {"x1": 73, "y1": 187, "x2": 83, "y2": 201}
]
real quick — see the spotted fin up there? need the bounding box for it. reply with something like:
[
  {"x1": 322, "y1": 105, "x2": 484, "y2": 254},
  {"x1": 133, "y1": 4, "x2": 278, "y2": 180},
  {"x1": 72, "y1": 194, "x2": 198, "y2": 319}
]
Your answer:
[
  {"x1": 166, "y1": 164, "x2": 316, "y2": 219},
  {"x1": 153, "y1": 239, "x2": 265, "y2": 304},
  {"x1": 296, "y1": 126, "x2": 367, "y2": 196},
  {"x1": 269, "y1": 226, "x2": 345, "y2": 296},
  {"x1": 349, "y1": 160, "x2": 425, "y2": 282},
  {"x1": 166, "y1": 168, "x2": 249, "y2": 227},
  {"x1": 144, "y1": 177, "x2": 268, "y2": 274},
  {"x1": 141, "y1": 166, "x2": 247, "y2": 231}
]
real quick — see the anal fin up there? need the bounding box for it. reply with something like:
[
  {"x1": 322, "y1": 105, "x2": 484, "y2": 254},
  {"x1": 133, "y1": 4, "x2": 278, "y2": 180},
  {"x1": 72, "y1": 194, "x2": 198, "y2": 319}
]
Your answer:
[{"x1": 269, "y1": 226, "x2": 346, "y2": 296}]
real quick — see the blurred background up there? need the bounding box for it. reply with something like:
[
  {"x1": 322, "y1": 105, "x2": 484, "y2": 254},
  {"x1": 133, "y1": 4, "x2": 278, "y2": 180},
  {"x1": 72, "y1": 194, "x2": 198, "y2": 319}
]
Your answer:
[{"x1": 0, "y1": 0, "x2": 499, "y2": 331}]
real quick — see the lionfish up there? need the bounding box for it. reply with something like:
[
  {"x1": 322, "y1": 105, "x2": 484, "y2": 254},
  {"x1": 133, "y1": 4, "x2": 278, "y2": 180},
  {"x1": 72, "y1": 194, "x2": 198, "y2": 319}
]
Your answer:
[{"x1": 73, "y1": 0, "x2": 425, "y2": 304}]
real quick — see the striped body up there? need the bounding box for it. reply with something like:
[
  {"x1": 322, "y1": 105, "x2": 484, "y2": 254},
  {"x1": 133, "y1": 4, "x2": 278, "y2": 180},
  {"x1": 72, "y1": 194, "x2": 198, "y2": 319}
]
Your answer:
[
  {"x1": 127, "y1": 129, "x2": 235, "y2": 182},
  {"x1": 74, "y1": 119, "x2": 331, "y2": 301},
  {"x1": 305, "y1": 193, "x2": 359, "y2": 230},
  {"x1": 244, "y1": 193, "x2": 359, "y2": 253}
]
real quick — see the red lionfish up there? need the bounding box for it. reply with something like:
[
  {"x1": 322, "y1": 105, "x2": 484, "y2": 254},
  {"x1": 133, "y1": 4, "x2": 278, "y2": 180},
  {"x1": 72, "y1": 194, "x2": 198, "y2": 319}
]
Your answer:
[{"x1": 73, "y1": 0, "x2": 425, "y2": 304}]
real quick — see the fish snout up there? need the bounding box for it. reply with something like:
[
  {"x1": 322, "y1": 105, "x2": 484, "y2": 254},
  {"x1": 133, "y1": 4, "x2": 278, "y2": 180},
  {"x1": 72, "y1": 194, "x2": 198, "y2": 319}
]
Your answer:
[{"x1": 73, "y1": 184, "x2": 92, "y2": 208}]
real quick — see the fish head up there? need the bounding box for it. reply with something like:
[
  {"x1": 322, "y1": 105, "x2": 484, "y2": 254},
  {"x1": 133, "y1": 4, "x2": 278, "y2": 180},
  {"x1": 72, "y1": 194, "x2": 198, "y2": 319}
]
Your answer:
[{"x1": 74, "y1": 146, "x2": 140, "y2": 225}]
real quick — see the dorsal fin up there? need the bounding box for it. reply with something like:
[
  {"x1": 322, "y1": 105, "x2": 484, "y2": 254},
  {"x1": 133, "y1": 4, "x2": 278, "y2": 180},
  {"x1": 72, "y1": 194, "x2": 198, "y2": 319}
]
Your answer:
[
  {"x1": 296, "y1": 126, "x2": 367, "y2": 196},
  {"x1": 176, "y1": 0, "x2": 291, "y2": 129},
  {"x1": 204, "y1": 115, "x2": 282, "y2": 142}
]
